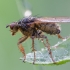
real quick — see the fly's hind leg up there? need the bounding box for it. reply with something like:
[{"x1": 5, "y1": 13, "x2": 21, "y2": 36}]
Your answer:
[
  {"x1": 17, "y1": 36, "x2": 28, "y2": 62},
  {"x1": 38, "y1": 35, "x2": 56, "y2": 63},
  {"x1": 57, "y1": 34, "x2": 64, "y2": 39}
]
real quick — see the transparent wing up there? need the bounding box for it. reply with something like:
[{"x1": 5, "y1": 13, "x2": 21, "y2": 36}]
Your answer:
[{"x1": 37, "y1": 17, "x2": 70, "y2": 23}]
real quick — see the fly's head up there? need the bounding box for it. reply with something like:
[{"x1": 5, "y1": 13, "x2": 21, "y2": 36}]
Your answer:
[{"x1": 6, "y1": 22, "x2": 19, "y2": 35}]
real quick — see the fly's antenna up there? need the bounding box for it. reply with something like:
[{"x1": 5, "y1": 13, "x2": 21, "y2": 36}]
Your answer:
[{"x1": 6, "y1": 25, "x2": 10, "y2": 28}]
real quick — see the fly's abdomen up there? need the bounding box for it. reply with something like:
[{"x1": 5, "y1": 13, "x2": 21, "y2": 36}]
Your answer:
[{"x1": 36, "y1": 22, "x2": 61, "y2": 35}]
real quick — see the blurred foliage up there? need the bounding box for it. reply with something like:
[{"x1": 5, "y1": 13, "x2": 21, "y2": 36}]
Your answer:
[{"x1": 0, "y1": 0, "x2": 70, "y2": 70}]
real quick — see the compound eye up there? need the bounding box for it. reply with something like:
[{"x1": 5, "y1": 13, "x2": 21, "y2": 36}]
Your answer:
[
  {"x1": 10, "y1": 26, "x2": 13, "y2": 30},
  {"x1": 10, "y1": 24, "x2": 14, "y2": 30}
]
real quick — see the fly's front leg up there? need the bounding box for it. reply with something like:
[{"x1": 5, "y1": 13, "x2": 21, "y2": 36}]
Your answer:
[
  {"x1": 31, "y1": 36, "x2": 36, "y2": 64},
  {"x1": 17, "y1": 36, "x2": 28, "y2": 62}
]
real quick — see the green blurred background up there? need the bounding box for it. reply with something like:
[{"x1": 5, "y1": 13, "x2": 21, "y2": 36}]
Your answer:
[{"x1": 0, "y1": 0, "x2": 70, "y2": 70}]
